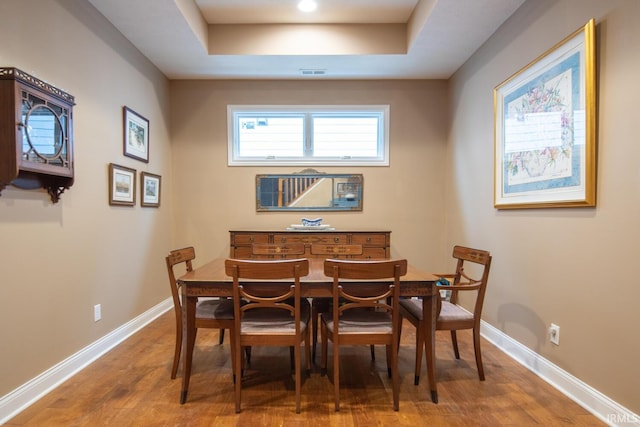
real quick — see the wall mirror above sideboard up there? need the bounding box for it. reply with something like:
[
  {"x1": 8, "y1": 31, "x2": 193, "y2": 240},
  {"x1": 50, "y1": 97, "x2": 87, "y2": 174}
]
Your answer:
[{"x1": 256, "y1": 169, "x2": 363, "y2": 212}]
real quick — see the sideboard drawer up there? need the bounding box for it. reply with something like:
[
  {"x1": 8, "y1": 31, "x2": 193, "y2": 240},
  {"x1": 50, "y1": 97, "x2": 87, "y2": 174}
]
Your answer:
[
  {"x1": 232, "y1": 233, "x2": 270, "y2": 245},
  {"x1": 351, "y1": 233, "x2": 388, "y2": 246},
  {"x1": 273, "y1": 233, "x2": 348, "y2": 245},
  {"x1": 357, "y1": 247, "x2": 388, "y2": 259},
  {"x1": 232, "y1": 246, "x2": 254, "y2": 259}
]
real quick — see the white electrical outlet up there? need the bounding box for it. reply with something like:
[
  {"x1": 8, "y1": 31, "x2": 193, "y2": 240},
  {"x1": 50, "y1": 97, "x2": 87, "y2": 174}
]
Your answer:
[
  {"x1": 94, "y1": 304, "x2": 102, "y2": 322},
  {"x1": 549, "y1": 323, "x2": 560, "y2": 345}
]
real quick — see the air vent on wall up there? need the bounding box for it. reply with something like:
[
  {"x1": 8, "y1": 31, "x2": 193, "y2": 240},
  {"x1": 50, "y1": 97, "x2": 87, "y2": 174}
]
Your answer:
[{"x1": 300, "y1": 69, "x2": 327, "y2": 76}]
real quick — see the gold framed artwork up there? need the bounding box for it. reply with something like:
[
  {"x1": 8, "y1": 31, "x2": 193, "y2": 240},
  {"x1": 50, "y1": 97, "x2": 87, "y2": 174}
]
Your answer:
[
  {"x1": 494, "y1": 19, "x2": 596, "y2": 209},
  {"x1": 140, "y1": 171, "x2": 161, "y2": 207},
  {"x1": 109, "y1": 163, "x2": 136, "y2": 206}
]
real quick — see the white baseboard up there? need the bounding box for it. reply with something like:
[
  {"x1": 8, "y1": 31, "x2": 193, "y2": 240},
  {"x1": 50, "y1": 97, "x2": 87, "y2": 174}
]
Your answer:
[
  {"x1": 481, "y1": 321, "x2": 639, "y2": 427},
  {"x1": 0, "y1": 298, "x2": 173, "y2": 425}
]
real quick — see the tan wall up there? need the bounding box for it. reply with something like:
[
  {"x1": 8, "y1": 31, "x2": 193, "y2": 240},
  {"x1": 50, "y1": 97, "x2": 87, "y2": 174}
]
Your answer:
[
  {"x1": 0, "y1": 0, "x2": 172, "y2": 396},
  {"x1": 449, "y1": 0, "x2": 640, "y2": 413},
  {"x1": 2, "y1": 0, "x2": 638, "y2": 418},
  {"x1": 169, "y1": 79, "x2": 449, "y2": 269}
]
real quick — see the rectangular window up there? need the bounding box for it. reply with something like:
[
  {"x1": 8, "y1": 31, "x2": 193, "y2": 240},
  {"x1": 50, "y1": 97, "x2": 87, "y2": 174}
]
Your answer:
[{"x1": 228, "y1": 105, "x2": 389, "y2": 166}]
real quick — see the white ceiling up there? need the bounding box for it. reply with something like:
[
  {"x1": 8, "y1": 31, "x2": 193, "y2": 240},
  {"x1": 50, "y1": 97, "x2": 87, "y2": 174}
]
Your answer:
[{"x1": 88, "y1": 0, "x2": 525, "y2": 80}]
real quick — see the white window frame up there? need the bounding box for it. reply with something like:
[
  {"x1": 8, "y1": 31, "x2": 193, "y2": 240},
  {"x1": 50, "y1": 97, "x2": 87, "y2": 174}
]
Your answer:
[{"x1": 227, "y1": 105, "x2": 390, "y2": 166}]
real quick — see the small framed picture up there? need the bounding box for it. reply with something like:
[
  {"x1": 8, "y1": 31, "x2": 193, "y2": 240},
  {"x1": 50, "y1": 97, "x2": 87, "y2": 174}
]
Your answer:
[
  {"x1": 141, "y1": 172, "x2": 161, "y2": 207},
  {"x1": 109, "y1": 163, "x2": 136, "y2": 206},
  {"x1": 123, "y1": 106, "x2": 149, "y2": 163}
]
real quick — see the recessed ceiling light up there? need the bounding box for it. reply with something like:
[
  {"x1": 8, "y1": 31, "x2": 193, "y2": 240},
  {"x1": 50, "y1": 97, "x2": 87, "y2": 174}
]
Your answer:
[{"x1": 298, "y1": 0, "x2": 317, "y2": 13}]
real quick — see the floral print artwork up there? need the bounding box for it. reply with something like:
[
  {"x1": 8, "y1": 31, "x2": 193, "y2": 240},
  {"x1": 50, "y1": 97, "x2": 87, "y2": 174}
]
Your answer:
[{"x1": 501, "y1": 52, "x2": 583, "y2": 194}]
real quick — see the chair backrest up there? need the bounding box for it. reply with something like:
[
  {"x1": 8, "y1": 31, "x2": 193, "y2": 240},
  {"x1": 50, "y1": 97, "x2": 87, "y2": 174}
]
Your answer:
[
  {"x1": 166, "y1": 246, "x2": 196, "y2": 311},
  {"x1": 251, "y1": 242, "x2": 306, "y2": 258},
  {"x1": 448, "y1": 246, "x2": 492, "y2": 317},
  {"x1": 310, "y1": 243, "x2": 363, "y2": 258},
  {"x1": 225, "y1": 258, "x2": 310, "y2": 333},
  {"x1": 324, "y1": 259, "x2": 408, "y2": 331}
]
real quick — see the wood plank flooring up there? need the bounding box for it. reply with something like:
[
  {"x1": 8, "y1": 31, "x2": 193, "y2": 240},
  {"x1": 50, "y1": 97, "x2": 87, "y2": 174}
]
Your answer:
[{"x1": 5, "y1": 311, "x2": 604, "y2": 426}]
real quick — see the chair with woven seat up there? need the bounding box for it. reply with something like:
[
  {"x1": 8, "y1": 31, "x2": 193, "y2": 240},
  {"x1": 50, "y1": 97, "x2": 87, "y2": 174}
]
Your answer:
[
  {"x1": 320, "y1": 258, "x2": 407, "y2": 411},
  {"x1": 399, "y1": 245, "x2": 492, "y2": 385},
  {"x1": 225, "y1": 258, "x2": 311, "y2": 414},
  {"x1": 166, "y1": 247, "x2": 236, "y2": 380}
]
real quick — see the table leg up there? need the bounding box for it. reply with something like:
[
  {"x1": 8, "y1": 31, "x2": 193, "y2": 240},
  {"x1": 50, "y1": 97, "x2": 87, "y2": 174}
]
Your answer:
[
  {"x1": 423, "y1": 293, "x2": 438, "y2": 403},
  {"x1": 180, "y1": 294, "x2": 197, "y2": 404}
]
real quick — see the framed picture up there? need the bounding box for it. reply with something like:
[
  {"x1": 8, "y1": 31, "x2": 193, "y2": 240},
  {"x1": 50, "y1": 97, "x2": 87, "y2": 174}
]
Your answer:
[
  {"x1": 109, "y1": 163, "x2": 136, "y2": 206},
  {"x1": 494, "y1": 19, "x2": 596, "y2": 209},
  {"x1": 123, "y1": 106, "x2": 149, "y2": 163},
  {"x1": 140, "y1": 172, "x2": 161, "y2": 207}
]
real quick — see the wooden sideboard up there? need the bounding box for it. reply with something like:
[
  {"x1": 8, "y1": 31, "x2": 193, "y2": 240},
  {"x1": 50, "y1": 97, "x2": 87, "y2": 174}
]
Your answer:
[{"x1": 229, "y1": 230, "x2": 390, "y2": 260}]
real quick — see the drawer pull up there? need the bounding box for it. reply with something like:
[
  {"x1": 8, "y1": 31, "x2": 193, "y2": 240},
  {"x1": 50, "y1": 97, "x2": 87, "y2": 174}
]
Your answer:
[
  {"x1": 333, "y1": 237, "x2": 339, "y2": 243},
  {"x1": 281, "y1": 237, "x2": 287, "y2": 243},
  {"x1": 366, "y1": 237, "x2": 372, "y2": 243},
  {"x1": 249, "y1": 236, "x2": 254, "y2": 242}
]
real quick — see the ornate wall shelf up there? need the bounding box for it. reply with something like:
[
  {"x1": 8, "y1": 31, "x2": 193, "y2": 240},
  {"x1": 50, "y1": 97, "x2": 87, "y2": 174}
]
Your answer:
[{"x1": 0, "y1": 67, "x2": 75, "y2": 203}]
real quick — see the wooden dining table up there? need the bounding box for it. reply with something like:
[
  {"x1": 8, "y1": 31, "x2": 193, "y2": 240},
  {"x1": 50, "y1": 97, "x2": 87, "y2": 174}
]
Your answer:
[{"x1": 177, "y1": 257, "x2": 441, "y2": 404}]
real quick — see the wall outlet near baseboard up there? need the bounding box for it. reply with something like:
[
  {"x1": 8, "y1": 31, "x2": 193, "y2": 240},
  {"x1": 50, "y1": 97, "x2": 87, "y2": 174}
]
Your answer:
[
  {"x1": 549, "y1": 323, "x2": 560, "y2": 345},
  {"x1": 94, "y1": 304, "x2": 102, "y2": 322}
]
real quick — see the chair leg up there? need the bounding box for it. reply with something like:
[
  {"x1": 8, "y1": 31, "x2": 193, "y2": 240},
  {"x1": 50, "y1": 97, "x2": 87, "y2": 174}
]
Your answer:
[
  {"x1": 240, "y1": 346, "x2": 247, "y2": 378},
  {"x1": 234, "y1": 340, "x2": 242, "y2": 413},
  {"x1": 171, "y1": 315, "x2": 182, "y2": 380},
  {"x1": 219, "y1": 328, "x2": 225, "y2": 345},
  {"x1": 245, "y1": 346, "x2": 251, "y2": 364},
  {"x1": 321, "y1": 322, "x2": 328, "y2": 376},
  {"x1": 333, "y1": 337, "x2": 340, "y2": 412},
  {"x1": 290, "y1": 346, "x2": 295, "y2": 373},
  {"x1": 451, "y1": 330, "x2": 460, "y2": 359},
  {"x1": 370, "y1": 344, "x2": 375, "y2": 361},
  {"x1": 414, "y1": 322, "x2": 424, "y2": 385},
  {"x1": 385, "y1": 344, "x2": 391, "y2": 378},
  {"x1": 305, "y1": 326, "x2": 312, "y2": 376},
  {"x1": 229, "y1": 328, "x2": 236, "y2": 383},
  {"x1": 391, "y1": 339, "x2": 400, "y2": 411},
  {"x1": 311, "y1": 305, "x2": 318, "y2": 363},
  {"x1": 473, "y1": 327, "x2": 485, "y2": 381},
  {"x1": 295, "y1": 339, "x2": 302, "y2": 413}
]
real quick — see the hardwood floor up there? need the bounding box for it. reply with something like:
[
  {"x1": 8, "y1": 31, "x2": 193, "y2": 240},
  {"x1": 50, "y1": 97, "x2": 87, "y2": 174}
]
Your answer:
[{"x1": 5, "y1": 311, "x2": 604, "y2": 426}]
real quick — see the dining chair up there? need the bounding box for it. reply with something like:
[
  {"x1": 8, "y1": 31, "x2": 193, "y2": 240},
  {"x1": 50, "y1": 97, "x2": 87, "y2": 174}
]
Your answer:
[
  {"x1": 247, "y1": 242, "x2": 306, "y2": 366},
  {"x1": 166, "y1": 247, "x2": 236, "y2": 380},
  {"x1": 308, "y1": 243, "x2": 370, "y2": 363},
  {"x1": 399, "y1": 245, "x2": 492, "y2": 385},
  {"x1": 320, "y1": 258, "x2": 407, "y2": 411},
  {"x1": 225, "y1": 258, "x2": 311, "y2": 414}
]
